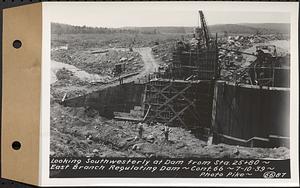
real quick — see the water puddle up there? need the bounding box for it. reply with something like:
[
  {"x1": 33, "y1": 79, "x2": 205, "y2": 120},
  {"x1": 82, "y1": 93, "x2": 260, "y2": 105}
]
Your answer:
[{"x1": 51, "y1": 60, "x2": 110, "y2": 84}]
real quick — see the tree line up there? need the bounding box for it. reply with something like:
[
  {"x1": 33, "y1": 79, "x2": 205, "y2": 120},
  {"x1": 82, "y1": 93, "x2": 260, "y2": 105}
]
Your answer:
[{"x1": 52, "y1": 23, "x2": 146, "y2": 35}]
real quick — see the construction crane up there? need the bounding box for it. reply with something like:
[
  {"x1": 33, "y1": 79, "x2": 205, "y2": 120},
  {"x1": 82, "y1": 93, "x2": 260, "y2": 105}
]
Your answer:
[
  {"x1": 198, "y1": 10, "x2": 210, "y2": 49},
  {"x1": 169, "y1": 10, "x2": 218, "y2": 80}
]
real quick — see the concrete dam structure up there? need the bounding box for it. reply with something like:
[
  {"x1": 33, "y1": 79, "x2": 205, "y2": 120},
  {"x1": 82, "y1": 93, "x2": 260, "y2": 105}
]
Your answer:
[{"x1": 63, "y1": 79, "x2": 290, "y2": 148}]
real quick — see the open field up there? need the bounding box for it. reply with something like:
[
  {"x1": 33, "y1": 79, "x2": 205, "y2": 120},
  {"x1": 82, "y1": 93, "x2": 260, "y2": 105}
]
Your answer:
[{"x1": 51, "y1": 32, "x2": 184, "y2": 49}]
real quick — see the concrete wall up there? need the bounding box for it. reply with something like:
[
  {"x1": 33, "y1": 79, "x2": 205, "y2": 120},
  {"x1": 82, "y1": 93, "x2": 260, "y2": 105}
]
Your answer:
[
  {"x1": 212, "y1": 81, "x2": 290, "y2": 147},
  {"x1": 274, "y1": 68, "x2": 290, "y2": 88},
  {"x1": 63, "y1": 82, "x2": 144, "y2": 118},
  {"x1": 63, "y1": 80, "x2": 290, "y2": 148}
]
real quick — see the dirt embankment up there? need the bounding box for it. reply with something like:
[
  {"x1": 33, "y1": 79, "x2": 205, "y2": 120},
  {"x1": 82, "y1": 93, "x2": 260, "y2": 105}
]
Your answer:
[
  {"x1": 50, "y1": 46, "x2": 161, "y2": 101},
  {"x1": 51, "y1": 48, "x2": 144, "y2": 77},
  {"x1": 151, "y1": 41, "x2": 177, "y2": 65},
  {"x1": 50, "y1": 103, "x2": 289, "y2": 159},
  {"x1": 51, "y1": 61, "x2": 111, "y2": 84}
]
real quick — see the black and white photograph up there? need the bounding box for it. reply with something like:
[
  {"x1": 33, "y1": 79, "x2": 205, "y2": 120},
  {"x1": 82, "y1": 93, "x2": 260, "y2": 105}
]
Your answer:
[
  {"x1": 46, "y1": 2, "x2": 297, "y2": 182},
  {"x1": 0, "y1": 1, "x2": 298, "y2": 187}
]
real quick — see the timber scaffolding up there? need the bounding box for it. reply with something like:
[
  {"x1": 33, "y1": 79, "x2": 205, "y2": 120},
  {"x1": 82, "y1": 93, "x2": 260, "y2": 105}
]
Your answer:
[
  {"x1": 167, "y1": 42, "x2": 218, "y2": 81},
  {"x1": 142, "y1": 79, "x2": 215, "y2": 140},
  {"x1": 139, "y1": 10, "x2": 220, "y2": 137}
]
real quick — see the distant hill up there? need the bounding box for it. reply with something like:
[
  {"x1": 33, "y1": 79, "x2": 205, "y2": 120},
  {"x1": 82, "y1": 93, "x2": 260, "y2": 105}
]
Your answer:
[
  {"x1": 238, "y1": 23, "x2": 290, "y2": 34},
  {"x1": 51, "y1": 23, "x2": 138, "y2": 35},
  {"x1": 52, "y1": 22, "x2": 290, "y2": 35},
  {"x1": 124, "y1": 23, "x2": 290, "y2": 35},
  {"x1": 122, "y1": 26, "x2": 187, "y2": 34},
  {"x1": 207, "y1": 23, "x2": 289, "y2": 35},
  {"x1": 208, "y1": 24, "x2": 258, "y2": 35}
]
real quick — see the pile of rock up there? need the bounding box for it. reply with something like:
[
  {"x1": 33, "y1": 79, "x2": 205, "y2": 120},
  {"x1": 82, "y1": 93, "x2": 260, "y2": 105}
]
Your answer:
[
  {"x1": 51, "y1": 48, "x2": 144, "y2": 78},
  {"x1": 151, "y1": 41, "x2": 176, "y2": 65}
]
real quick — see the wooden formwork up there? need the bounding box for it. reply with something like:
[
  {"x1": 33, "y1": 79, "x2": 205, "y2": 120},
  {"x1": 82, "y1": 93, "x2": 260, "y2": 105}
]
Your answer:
[
  {"x1": 212, "y1": 81, "x2": 290, "y2": 147},
  {"x1": 143, "y1": 79, "x2": 215, "y2": 137},
  {"x1": 170, "y1": 45, "x2": 218, "y2": 80}
]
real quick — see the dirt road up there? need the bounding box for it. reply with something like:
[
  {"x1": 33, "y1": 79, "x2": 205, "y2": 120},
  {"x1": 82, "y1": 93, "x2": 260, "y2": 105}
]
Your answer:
[
  {"x1": 51, "y1": 60, "x2": 110, "y2": 84},
  {"x1": 119, "y1": 47, "x2": 160, "y2": 84},
  {"x1": 133, "y1": 47, "x2": 159, "y2": 75},
  {"x1": 51, "y1": 47, "x2": 160, "y2": 96}
]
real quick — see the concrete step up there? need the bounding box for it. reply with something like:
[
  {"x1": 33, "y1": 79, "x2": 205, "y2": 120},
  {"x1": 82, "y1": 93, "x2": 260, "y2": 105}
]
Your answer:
[
  {"x1": 134, "y1": 106, "x2": 142, "y2": 111},
  {"x1": 130, "y1": 110, "x2": 144, "y2": 116},
  {"x1": 114, "y1": 112, "x2": 129, "y2": 117},
  {"x1": 114, "y1": 116, "x2": 143, "y2": 122},
  {"x1": 114, "y1": 105, "x2": 144, "y2": 122},
  {"x1": 114, "y1": 111, "x2": 143, "y2": 118},
  {"x1": 114, "y1": 111, "x2": 143, "y2": 122}
]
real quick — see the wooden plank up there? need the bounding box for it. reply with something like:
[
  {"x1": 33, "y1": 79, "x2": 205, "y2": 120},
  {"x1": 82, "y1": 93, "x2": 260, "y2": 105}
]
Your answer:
[
  {"x1": 147, "y1": 82, "x2": 192, "y2": 127},
  {"x1": 167, "y1": 102, "x2": 194, "y2": 126},
  {"x1": 114, "y1": 116, "x2": 143, "y2": 122}
]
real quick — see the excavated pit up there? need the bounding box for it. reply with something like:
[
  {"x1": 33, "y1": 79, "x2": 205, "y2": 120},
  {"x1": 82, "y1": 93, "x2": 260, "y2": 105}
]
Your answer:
[{"x1": 62, "y1": 79, "x2": 290, "y2": 148}]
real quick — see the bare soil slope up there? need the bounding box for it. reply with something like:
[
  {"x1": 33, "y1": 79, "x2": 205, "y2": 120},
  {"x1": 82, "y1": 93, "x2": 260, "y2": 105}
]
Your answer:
[{"x1": 50, "y1": 103, "x2": 289, "y2": 159}]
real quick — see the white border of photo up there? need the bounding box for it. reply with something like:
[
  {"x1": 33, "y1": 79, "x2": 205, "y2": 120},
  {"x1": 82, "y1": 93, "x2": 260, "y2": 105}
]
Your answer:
[{"x1": 40, "y1": 1, "x2": 299, "y2": 186}]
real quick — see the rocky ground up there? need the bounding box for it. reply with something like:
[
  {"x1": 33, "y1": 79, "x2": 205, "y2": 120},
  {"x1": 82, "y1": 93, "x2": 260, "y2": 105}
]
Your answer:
[
  {"x1": 151, "y1": 39, "x2": 177, "y2": 65},
  {"x1": 217, "y1": 35, "x2": 290, "y2": 82},
  {"x1": 51, "y1": 48, "x2": 144, "y2": 78},
  {"x1": 50, "y1": 103, "x2": 289, "y2": 159},
  {"x1": 150, "y1": 34, "x2": 290, "y2": 83},
  {"x1": 50, "y1": 47, "x2": 160, "y2": 102}
]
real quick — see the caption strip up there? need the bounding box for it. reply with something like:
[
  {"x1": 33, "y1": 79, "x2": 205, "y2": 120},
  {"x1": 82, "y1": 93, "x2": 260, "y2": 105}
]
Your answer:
[{"x1": 50, "y1": 157, "x2": 290, "y2": 178}]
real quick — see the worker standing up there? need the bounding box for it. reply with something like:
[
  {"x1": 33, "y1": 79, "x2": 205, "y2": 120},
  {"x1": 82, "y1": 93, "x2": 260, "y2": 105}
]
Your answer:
[
  {"x1": 163, "y1": 125, "x2": 171, "y2": 141},
  {"x1": 138, "y1": 122, "x2": 144, "y2": 139},
  {"x1": 119, "y1": 76, "x2": 123, "y2": 85}
]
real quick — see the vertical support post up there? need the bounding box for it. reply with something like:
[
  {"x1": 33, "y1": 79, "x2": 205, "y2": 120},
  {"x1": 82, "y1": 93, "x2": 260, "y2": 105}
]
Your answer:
[
  {"x1": 209, "y1": 81, "x2": 219, "y2": 145},
  {"x1": 215, "y1": 33, "x2": 219, "y2": 79},
  {"x1": 272, "y1": 61, "x2": 275, "y2": 87},
  {"x1": 142, "y1": 83, "x2": 148, "y2": 116}
]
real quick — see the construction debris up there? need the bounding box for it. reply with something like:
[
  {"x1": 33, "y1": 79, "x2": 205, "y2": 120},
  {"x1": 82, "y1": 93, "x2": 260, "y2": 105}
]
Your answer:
[
  {"x1": 50, "y1": 103, "x2": 289, "y2": 159},
  {"x1": 217, "y1": 34, "x2": 290, "y2": 83}
]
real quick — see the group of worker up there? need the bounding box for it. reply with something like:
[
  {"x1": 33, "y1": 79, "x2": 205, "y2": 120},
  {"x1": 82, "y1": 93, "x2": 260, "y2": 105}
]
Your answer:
[{"x1": 137, "y1": 122, "x2": 172, "y2": 142}]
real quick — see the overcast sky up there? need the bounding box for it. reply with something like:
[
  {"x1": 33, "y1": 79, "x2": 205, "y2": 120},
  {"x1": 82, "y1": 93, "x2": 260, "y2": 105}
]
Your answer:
[{"x1": 46, "y1": 2, "x2": 291, "y2": 28}]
